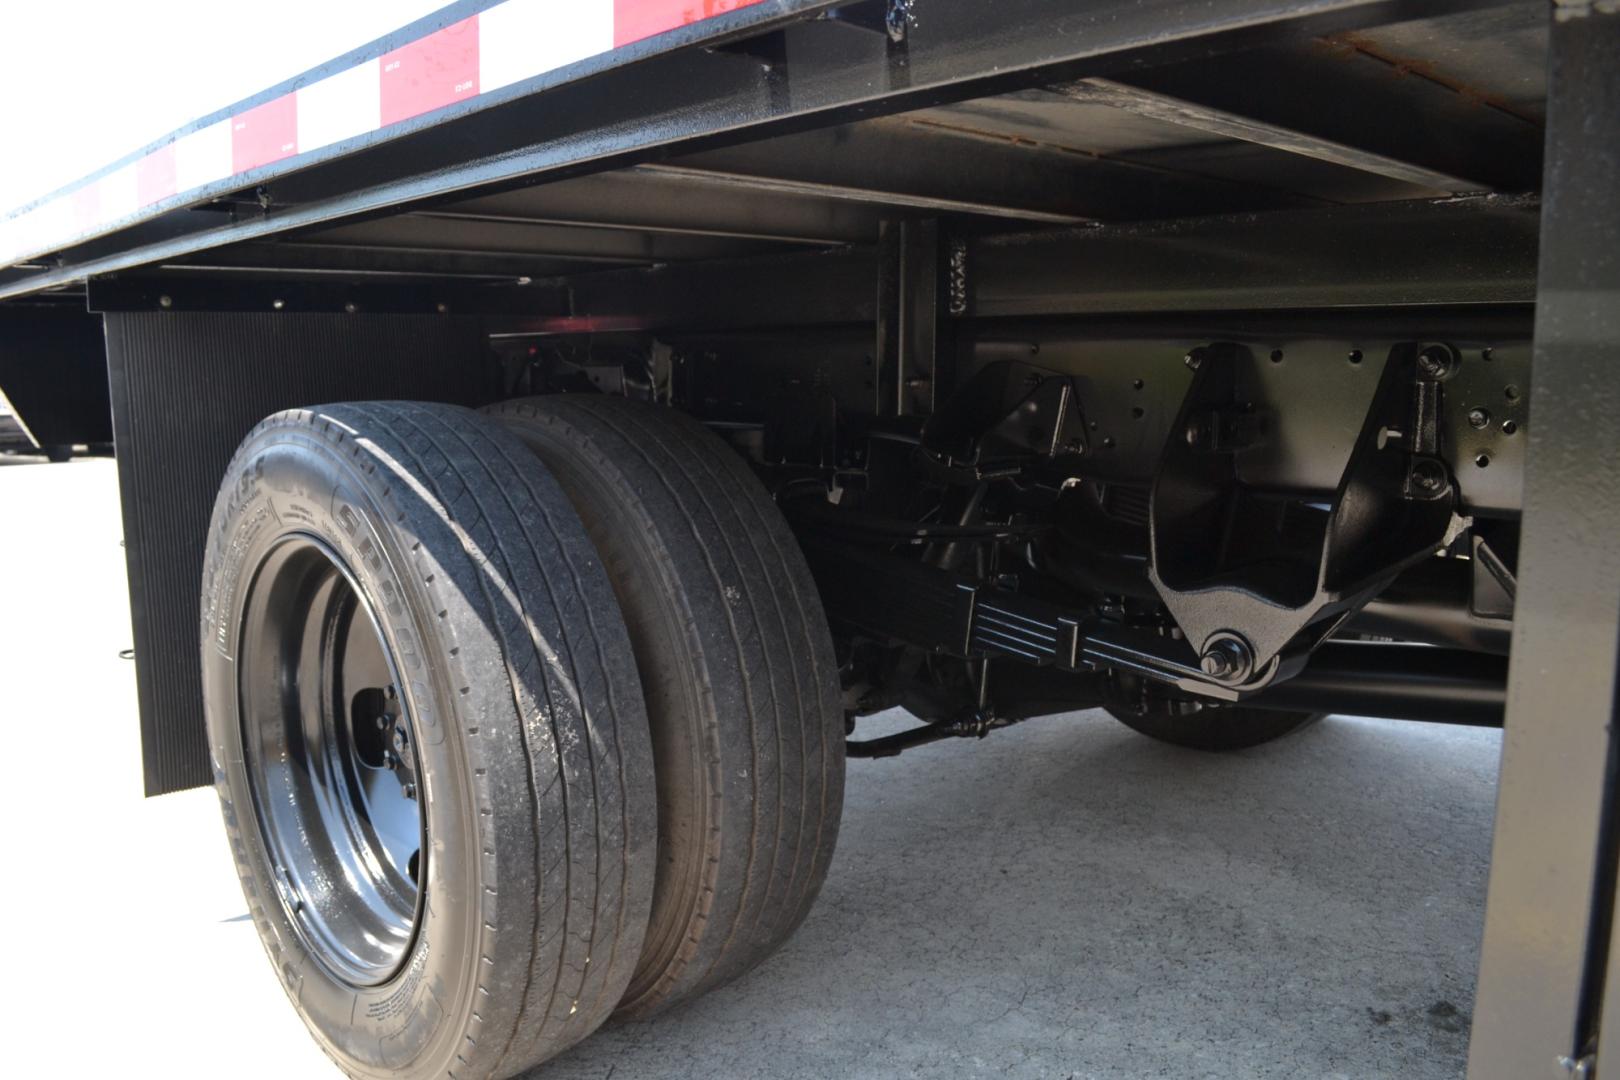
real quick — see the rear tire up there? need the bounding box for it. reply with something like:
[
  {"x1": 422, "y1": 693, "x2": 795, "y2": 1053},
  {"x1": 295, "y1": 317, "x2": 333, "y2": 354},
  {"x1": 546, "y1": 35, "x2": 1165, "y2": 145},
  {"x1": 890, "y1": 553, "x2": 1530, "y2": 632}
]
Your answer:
[
  {"x1": 201, "y1": 402, "x2": 656, "y2": 1079},
  {"x1": 1106, "y1": 703, "x2": 1325, "y2": 751},
  {"x1": 487, "y1": 395, "x2": 845, "y2": 1017}
]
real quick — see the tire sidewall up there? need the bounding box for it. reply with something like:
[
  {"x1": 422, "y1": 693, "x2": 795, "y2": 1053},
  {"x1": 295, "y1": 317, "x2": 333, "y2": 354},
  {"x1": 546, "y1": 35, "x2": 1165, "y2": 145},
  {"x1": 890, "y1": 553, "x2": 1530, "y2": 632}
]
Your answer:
[{"x1": 201, "y1": 427, "x2": 479, "y2": 1079}]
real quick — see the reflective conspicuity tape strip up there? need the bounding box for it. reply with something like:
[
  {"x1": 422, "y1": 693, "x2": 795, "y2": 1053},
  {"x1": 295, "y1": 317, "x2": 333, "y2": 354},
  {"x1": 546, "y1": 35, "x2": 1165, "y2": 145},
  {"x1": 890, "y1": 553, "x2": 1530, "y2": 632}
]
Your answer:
[{"x1": 0, "y1": 0, "x2": 768, "y2": 268}]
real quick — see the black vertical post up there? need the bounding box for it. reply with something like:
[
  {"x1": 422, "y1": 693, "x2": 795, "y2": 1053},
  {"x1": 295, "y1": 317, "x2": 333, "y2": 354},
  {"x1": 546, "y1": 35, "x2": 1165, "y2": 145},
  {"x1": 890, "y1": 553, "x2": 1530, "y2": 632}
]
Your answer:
[
  {"x1": 1467, "y1": 6, "x2": 1620, "y2": 1079},
  {"x1": 876, "y1": 218, "x2": 952, "y2": 420},
  {"x1": 875, "y1": 220, "x2": 903, "y2": 417}
]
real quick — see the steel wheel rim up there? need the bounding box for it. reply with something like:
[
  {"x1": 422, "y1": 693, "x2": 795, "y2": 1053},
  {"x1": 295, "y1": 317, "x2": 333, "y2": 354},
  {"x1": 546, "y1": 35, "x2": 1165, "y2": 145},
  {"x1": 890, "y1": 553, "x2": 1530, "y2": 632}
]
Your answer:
[{"x1": 237, "y1": 532, "x2": 426, "y2": 987}]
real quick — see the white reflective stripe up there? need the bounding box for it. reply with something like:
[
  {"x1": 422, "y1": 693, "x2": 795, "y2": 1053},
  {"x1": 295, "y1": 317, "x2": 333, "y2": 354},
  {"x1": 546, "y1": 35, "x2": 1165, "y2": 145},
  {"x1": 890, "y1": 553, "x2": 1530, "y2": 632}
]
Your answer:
[
  {"x1": 95, "y1": 165, "x2": 140, "y2": 230},
  {"x1": 479, "y1": 0, "x2": 614, "y2": 94},
  {"x1": 0, "y1": 205, "x2": 47, "y2": 266},
  {"x1": 174, "y1": 120, "x2": 235, "y2": 193},
  {"x1": 297, "y1": 59, "x2": 383, "y2": 153},
  {"x1": 0, "y1": 0, "x2": 762, "y2": 267},
  {"x1": 31, "y1": 200, "x2": 76, "y2": 254}
]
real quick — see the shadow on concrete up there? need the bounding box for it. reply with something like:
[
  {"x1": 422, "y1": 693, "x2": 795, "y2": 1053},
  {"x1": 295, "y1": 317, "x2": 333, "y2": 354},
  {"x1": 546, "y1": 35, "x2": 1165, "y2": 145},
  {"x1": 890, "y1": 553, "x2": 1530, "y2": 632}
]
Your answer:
[{"x1": 535, "y1": 711, "x2": 1499, "y2": 1080}]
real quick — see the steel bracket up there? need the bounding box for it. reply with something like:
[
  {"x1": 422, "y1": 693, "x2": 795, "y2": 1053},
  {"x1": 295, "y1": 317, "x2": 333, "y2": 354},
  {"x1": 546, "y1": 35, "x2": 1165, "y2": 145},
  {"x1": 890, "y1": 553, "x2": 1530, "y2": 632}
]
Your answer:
[{"x1": 1148, "y1": 340, "x2": 1458, "y2": 679}]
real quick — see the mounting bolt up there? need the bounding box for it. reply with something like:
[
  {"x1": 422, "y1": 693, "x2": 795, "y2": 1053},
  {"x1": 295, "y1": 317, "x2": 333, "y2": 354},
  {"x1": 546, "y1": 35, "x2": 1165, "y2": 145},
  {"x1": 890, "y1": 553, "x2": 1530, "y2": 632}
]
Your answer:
[
  {"x1": 1184, "y1": 348, "x2": 1207, "y2": 371},
  {"x1": 1410, "y1": 458, "x2": 1447, "y2": 495},
  {"x1": 344, "y1": 301, "x2": 358, "y2": 314},
  {"x1": 1467, "y1": 407, "x2": 1491, "y2": 430},
  {"x1": 1184, "y1": 419, "x2": 1204, "y2": 446},
  {"x1": 158, "y1": 294, "x2": 173, "y2": 309},
  {"x1": 1416, "y1": 342, "x2": 1458, "y2": 381},
  {"x1": 392, "y1": 726, "x2": 409, "y2": 755},
  {"x1": 1199, "y1": 636, "x2": 1253, "y2": 682},
  {"x1": 401, "y1": 782, "x2": 417, "y2": 800},
  {"x1": 886, "y1": 0, "x2": 911, "y2": 42},
  {"x1": 271, "y1": 298, "x2": 285, "y2": 311}
]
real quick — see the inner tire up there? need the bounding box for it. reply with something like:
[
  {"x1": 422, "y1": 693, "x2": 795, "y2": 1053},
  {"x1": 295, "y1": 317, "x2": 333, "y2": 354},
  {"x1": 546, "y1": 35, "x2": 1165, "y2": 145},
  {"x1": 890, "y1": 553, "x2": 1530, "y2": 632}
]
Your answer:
[
  {"x1": 486, "y1": 395, "x2": 845, "y2": 1017},
  {"x1": 1105, "y1": 703, "x2": 1326, "y2": 751},
  {"x1": 201, "y1": 402, "x2": 656, "y2": 1079}
]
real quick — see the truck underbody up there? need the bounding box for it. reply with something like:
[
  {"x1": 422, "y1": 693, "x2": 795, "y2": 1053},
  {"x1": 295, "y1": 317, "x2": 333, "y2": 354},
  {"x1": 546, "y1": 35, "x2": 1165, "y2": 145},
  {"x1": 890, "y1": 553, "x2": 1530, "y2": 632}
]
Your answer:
[{"x1": 1, "y1": 1, "x2": 1616, "y2": 1077}]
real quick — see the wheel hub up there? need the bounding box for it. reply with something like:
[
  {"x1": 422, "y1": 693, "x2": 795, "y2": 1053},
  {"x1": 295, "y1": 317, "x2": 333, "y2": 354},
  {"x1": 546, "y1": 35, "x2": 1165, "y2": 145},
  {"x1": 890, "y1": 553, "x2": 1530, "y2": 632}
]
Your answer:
[{"x1": 237, "y1": 534, "x2": 427, "y2": 986}]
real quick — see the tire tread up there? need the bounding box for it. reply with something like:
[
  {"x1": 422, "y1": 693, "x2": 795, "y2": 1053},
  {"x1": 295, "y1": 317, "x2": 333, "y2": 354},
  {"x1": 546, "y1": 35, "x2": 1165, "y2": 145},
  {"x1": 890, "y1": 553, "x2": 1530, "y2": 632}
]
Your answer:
[{"x1": 486, "y1": 395, "x2": 844, "y2": 1015}]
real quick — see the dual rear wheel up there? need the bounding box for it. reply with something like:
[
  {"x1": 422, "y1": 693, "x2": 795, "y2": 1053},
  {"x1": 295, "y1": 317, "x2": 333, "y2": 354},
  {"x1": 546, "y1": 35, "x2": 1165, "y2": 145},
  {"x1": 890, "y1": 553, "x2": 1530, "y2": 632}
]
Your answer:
[{"x1": 202, "y1": 398, "x2": 843, "y2": 1079}]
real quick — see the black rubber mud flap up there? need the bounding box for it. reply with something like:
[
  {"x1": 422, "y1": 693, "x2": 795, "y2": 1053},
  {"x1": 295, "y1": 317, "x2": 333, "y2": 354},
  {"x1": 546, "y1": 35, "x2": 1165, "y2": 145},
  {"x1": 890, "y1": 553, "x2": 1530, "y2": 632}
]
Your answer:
[{"x1": 103, "y1": 310, "x2": 496, "y2": 794}]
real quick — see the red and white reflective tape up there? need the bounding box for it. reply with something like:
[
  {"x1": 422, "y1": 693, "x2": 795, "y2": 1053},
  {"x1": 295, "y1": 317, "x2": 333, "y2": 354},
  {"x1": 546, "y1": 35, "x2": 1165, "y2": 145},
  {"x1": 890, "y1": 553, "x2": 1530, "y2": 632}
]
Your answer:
[{"x1": 0, "y1": 0, "x2": 766, "y2": 268}]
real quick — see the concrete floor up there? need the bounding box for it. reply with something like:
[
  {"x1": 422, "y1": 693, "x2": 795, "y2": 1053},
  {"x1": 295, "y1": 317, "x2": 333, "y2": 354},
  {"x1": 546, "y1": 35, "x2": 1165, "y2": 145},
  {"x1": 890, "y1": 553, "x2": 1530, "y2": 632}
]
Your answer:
[{"x1": 0, "y1": 457, "x2": 1501, "y2": 1079}]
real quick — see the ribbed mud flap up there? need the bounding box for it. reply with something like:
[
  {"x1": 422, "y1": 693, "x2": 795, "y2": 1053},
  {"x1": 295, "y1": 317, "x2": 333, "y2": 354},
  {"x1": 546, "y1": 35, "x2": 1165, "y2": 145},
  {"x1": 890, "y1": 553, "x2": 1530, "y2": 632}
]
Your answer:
[{"x1": 103, "y1": 311, "x2": 495, "y2": 795}]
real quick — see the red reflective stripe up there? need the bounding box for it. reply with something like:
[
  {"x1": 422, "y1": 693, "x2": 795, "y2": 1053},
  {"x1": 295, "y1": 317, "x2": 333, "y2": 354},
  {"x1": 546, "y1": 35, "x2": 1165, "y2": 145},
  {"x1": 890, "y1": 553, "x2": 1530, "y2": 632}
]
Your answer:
[
  {"x1": 136, "y1": 145, "x2": 178, "y2": 208},
  {"x1": 612, "y1": 0, "x2": 767, "y2": 47},
  {"x1": 232, "y1": 95, "x2": 299, "y2": 173},
  {"x1": 379, "y1": 16, "x2": 481, "y2": 127},
  {"x1": 531, "y1": 315, "x2": 653, "y2": 333}
]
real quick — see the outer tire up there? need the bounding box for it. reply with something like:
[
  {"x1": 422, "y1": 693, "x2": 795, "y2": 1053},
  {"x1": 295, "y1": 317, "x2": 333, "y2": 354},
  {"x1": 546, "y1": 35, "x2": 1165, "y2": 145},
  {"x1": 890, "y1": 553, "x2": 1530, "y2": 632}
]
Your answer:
[
  {"x1": 486, "y1": 395, "x2": 845, "y2": 1017},
  {"x1": 1105, "y1": 704, "x2": 1325, "y2": 751},
  {"x1": 201, "y1": 402, "x2": 656, "y2": 1079}
]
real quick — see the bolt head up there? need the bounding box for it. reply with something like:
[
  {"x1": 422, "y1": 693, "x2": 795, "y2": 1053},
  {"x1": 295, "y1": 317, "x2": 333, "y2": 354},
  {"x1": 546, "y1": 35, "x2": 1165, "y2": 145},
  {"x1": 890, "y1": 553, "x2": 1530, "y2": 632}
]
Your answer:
[
  {"x1": 1467, "y1": 407, "x2": 1491, "y2": 430},
  {"x1": 1410, "y1": 459, "x2": 1447, "y2": 493},
  {"x1": 401, "y1": 782, "x2": 417, "y2": 800},
  {"x1": 1199, "y1": 636, "x2": 1253, "y2": 683},
  {"x1": 1416, "y1": 343, "x2": 1457, "y2": 381},
  {"x1": 392, "y1": 727, "x2": 409, "y2": 753}
]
